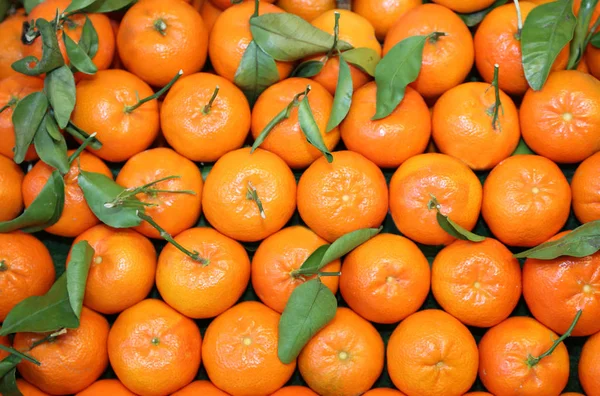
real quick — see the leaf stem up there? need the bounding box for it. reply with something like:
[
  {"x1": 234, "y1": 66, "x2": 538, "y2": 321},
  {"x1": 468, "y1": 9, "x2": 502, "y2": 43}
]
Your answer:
[
  {"x1": 246, "y1": 181, "x2": 266, "y2": 219},
  {"x1": 0, "y1": 104, "x2": 10, "y2": 114},
  {"x1": 527, "y1": 310, "x2": 582, "y2": 367},
  {"x1": 514, "y1": 0, "x2": 523, "y2": 40},
  {"x1": 317, "y1": 271, "x2": 342, "y2": 277},
  {"x1": 488, "y1": 64, "x2": 503, "y2": 130},
  {"x1": 68, "y1": 132, "x2": 97, "y2": 165},
  {"x1": 326, "y1": 12, "x2": 341, "y2": 58},
  {"x1": 153, "y1": 18, "x2": 167, "y2": 36},
  {"x1": 29, "y1": 328, "x2": 67, "y2": 351},
  {"x1": 201, "y1": 86, "x2": 220, "y2": 114},
  {"x1": 0, "y1": 345, "x2": 40, "y2": 366},
  {"x1": 124, "y1": 70, "x2": 183, "y2": 113},
  {"x1": 253, "y1": 0, "x2": 259, "y2": 18}
]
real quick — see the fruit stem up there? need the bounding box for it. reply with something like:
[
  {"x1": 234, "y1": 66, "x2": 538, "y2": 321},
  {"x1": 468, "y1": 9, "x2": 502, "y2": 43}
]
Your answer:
[
  {"x1": 487, "y1": 64, "x2": 503, "y2": 131},
  {"x1": 514, "y1": 0, "x2": 523, "y2": 40},
  {"x1": 253, "y1": 0, "x2": 259, "y2": 18},
  {"x1": 124, "y1": 70, "x2": 183, "y2": 113},
  {"x1": 0, "y1": 260, "x2": 6, "y2": 272},
  {"x1": 103, "y1": 175, "x2": 195, "y2": 209},
  {"x1": 318, "y1": 271, "x2": 342, "y2": 277},
  {"x1": 201, "y1": 86, "x2": 220, "y2": 115},
  {"x1": 68, "y1": 132, "x2": 97, "y2": 165},
  {"x1": 527, "y1": 310, "x2": 582, "y2": 367},
  {"x1": 427, "y1": 31, "x2": 447, "y2": 44},
  {"x1": 29, "y1": 329, "x2": 67, "y2": 351},
  {"x1": 153, "y1": 18, "x2": 167, "y2": 36},
  {"x1": 0, "y1": 104, "x2": 10, "y2": 114},
  {"x1": 246, "y1": 181, "x2": 266, "y2": 219}
]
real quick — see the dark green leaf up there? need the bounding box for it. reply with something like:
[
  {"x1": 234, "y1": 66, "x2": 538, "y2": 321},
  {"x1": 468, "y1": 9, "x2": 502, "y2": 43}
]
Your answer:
[
  {"x1": 511, "y1": 138, "x2": 535, "y2": 155},
  {"x1": 34, "y1": 116, "x2": 70, "y2": 175},
  {"x1": 250, "y1": 13, "x2": 352, "y2": 61},
  {"x1": 45, "y1": 113, "x2": 63, "y2": 141},
  {"x1": 0, "y1": 171, "x2": 65, "y2": 233},
  {"x1": 44, "y1": 66, "x2": 76, "y2": 129},
  {"x1": 82, "y1": 0, "x2": 135, "y2": 12},
  {"x1": 0, "y1": 345, "x2": 40, "y2": 365},
  {"x1": 0, "y1": 355, "x2": 20, "y2": 378},
  {"x1": 77, "y1": 170, "x2": 142, "y2": 228},
  {"x1": 12, "y1": 92, "x2": 48, "y2": 164},
  {"x1": 278, "y1": 279, "x2": 337, "y2": 364},
  {"x1": 79, "y1": 16, "x2": 99, "y2": 58},
  {"x1": 66, "y1": 241, "x2": 94, "y2": 319},
  {"x1": 514, "y1": 220, "x2": 600, "y2": 259},
  {"x1": 591, "y1": 31, "x2": 600, "y2": 48},
  {"x1": 0, "y1": 367, "x2": 21, "y2": 396},
  {"x1": 201, "y1": 164, "x2": 213, "y2": 181},
  {"x1": 234, "y1": 41, "x2": 280, "y2": 106},
  {"x1": 298, "y1": 96, "x2": 333, "y2": 162},
  {"x1": 65, "y1": 123, "x2": 102, "y2": 150},
  {"x1": 65, "y1": 0, "x2": 97, "y2": 12},
  {"x1": 12, "y1": 19, "x2": 64, "y2": 76},
  {"x1": 63, "y1": 34, "x2": 98, "y2": 75},
  {"x1": 567, "y1": 0, "x2": 598, "y2": 68},
  {"x1": 428, "y1": 195, "x2": 485, "y2": 242},
  {"x1": 251, "y1": 106, "x2": 289, "y2": 152},
  {"x1": 521, "y1": 0, "x2": 576, "y2": 90},
  {"x1": 326, "y1": 56, "x2": 352, "y2": 132},
  {"x1": 0, "y1": 0, "x2": 10, "y2": 23},
  {"x1": 341, "y1": 47, "x2": 381, "y2": 76},
  {"x1": 456, "y1": 0, "x2": 508, "y2": 27},
  {"x1": 23, "y1": 0, "x2": 44, "y2": 13},
  {"x1": 291, "y1": 60, "x2": 325, "y2": 78}
]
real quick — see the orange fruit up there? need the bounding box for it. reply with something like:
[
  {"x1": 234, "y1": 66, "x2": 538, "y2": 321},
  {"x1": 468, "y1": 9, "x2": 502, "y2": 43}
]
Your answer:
[
  {"x1": 116, "y1": 147, "x2": 203, "y2": 239},
  {"x1": 340, "y1": 83, "x2": 431, "y2": 168},
  {"x1": 14, "y1": 307, "x2": 109, "y2": 395},
  {"x1": 15, "y1": 379, "x2": 49, "y2": 396},
  {"x1": 387, "y1": 309, "x2": 478, "y2": 396},
  {"x1": 161, "y1": 72, "x2": 251, "y2": 162},
  {"x1": 363, "y1": 389, "x2": 407, "y2": 396},
  {"x1": 0, "y1": 153, "x2": 24, "y2": 222},
  {"x1": 22, "y1": 151, "x2": 113, "y2": 237},
  {"x1": 384, "y1": 4, "x2": 474, "y2": 99},
  {"x1": 68, "y1": 225, "x2": 157, "y2": 315},
  {"x1": 478, "y1": 316, "x2": 570, "y2": 396},
  {"x1": 209, "y1": 1, "x2": 292, "y2": 82},
  {"x1": 482, "y1": 155, "x2": 571, "y2": 247},
  {"x1": 297, "y1": 150, "x2": 388, "y2": 242},
  {"x1": 587, "y1": 43, "x2": 600, "y2": 80},
  {"x1": 172, "y1": 380, "x2": 229, "y2": 395},
  {"x1": 251, "y1": 226, "x2": 341, "y2": 313},
  {"x1": 339, "y1": 233, "x2": 430, "y2": 324},
  {"x1": 276, "y1": 0, "x2": 335, "y2": 21},
  {"x1": 0, "y1": 10, "x2": 26, "y2": 79},
  {"x1": 157, "y1": 227, "x2": 251, "y2": 318},
  {"x1": 523, "y1": 231, "x2": 600, "y2": 336},
  {"x1": 432, "y1": 82, "x2": 521, "y2": 170},
  {"x1": 520, "y1": 70, "x2": 600, "y2": 163},
  {"x1": 309, "y1": 9, "x2": 381, "y2": 95},
  {"x1": 0, "y1": 75, "x2": 44, "y2": 162},
  {"x1": 353, "y1": 0, "x2": 421, "y2": 41},
  {"x1": 432, "y1": 238, "x2": 522, "y2": 328},
  {"x1": 0, "y1": 232, "x2": 54, "y2": 322},
  {"x1": 117, "y1": 0, "x2": 208, "y2": 87},
  {"x1": 108, "y1": 299, "x2": 202, "y2": 396},
  {"x1": 0, "y1": 334, "x2": 9, "y2": 360},
  {"x1": 389, "y1": 153, "x2": 483, "y2": 246},
  {"x1": 571, "y1": 151, "x2": 600, "y2": 224},
  {"x1": 251, "y1": 78, "x2": 340, "y2": 169},
  {"x1": 202, "y1": 147, "x2": 297, "y2": 242},
  {"x1": 474, "y1": 2, "x2": 569, "y2": 96},
  {"x1": 71, "y1": 69, "x2": 160, "y2": 162},
  {"x1": 580, "y1": 331, "x2": 600, "y2": 396},
  {"x1": 203, "y1": 301, "x2": 296, "y2": 396},
  {"x1": 271, "y1": 386, "x2": 320, "y2": 396},
  {"x1": 201, "y1": 1, "x2": 223, "y2": 34},
  {"x1": 432, "y1": 0, "x2": 495, "y2": 13},
  {"x1": 560, "y1": 394, "x2": 586, "y2": 396},
  {"x1": 299, "y1": 307, "x2": 384, "y2": 396},
  {"x1": 210, "y1": 0, "x2": 275, "y2": 10},
  {"x1": 76, "y1": 379, "x2": 136, "y2": 396},
  {"x1": 463, "y1": 393, "x2": 494, "y2": 396}
]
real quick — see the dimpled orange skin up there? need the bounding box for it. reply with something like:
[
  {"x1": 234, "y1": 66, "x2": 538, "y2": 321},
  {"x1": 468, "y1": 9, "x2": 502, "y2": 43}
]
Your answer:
[
  {"x1": 571, "y1": 152, "x2": 600, "y2": 224},
  {"x1": 0, "y1": 75, "x2": 44, "y2": 161},
  {"x1": 210, "y1": 0, "x2": 275, "y2": 11},
  {"x1": 202, "y1": 148, "x2": 297, "y2": 242},
  {"x1": 482, "y1": 155, "x2": 571, "y2": 247},
  {"x1": 0, "y1": 154, "x2": 24, "y2": 222},
  {"x1": 108, "y1": 299, "x2": 202, "y2": 396},
  {"x1": 363, "y1": 389, "x2": 407, "y2": 396},
  {"x1": 463, "y1": 393, "x2": 494, "y2": 396},
  {"x1": 161, "y1": 72, "x2": 251, "y2": 162},
  {"x1": 117, "y1": 0, "x2": 208, "y2": 87},
  {"x1": 340, "y1": 83, "x2": 431, "y2": 168},
  {"x1": 387, "y1": 310, "x2": 478, "y2": 396},
  {"x1": 76, "y1": 379, "x2": 136, "y2": 396},
  {"x1": 520, "y1": 70, "x2": 600, "y2": 163},
  {"x1": 432, "y1": 82, "x2": 521, "y2": 170},
  {"x1": 14, "y1": 308, "x2": 109, "y2": 395},
  {"x1": 271, "y1": 386, "x2": 320, "y2": 396},
  {"x1": 172, "y1": 380, "x2": 229, "y2": 395},
  {"x1": 523, "y1": 231, "x2": 600, "y2": 337},
  {"x1": 384, "y1": 4, "x2": 474, "y2": 100},
  {"x1": 71, "y1": 70, "x2": 159, "y2": 162},
  {"x1": 353, "y1": 0, "x2": 421, "y2": 41},
  {"x1": 68, "y1": 225, "x2": 157, "y2": 315},
  {"x1": 22, "y1": 151, "x2": 113, "y2": 238},
  {"x1": 474, "y1": 2, "x2": 569, "y2": 96},
  {"x1": 0, "y1": 11, "x2": 26, "y2": 79},
  {"x1": 389, "y1": 153, "x2": 483, "y2": 246},
  {"x1": 587, "y1": 43, "x2": 600, "y2": 80},
  {"x1": 276, "y1": 0, "x2": 336, "y2": 21},
  {"x1": 309, "y1": 10, "x2": 382, "y2": 95},
  {"x1": 340, "y1": 233, "x2": 431, "y2": 324},
  {"x1": 0, "y1": 232, "x2": 55, "y2": 322},
  {"x1": 297, "y1": 151, "x2": 388, "y2": 243},
  {"x1": 432, "y1": 0, "x2": 495, "y2": 12},
  {"x1": 202, "y1": 301, "x2": 296, "y2": 396},
  {"x1": 432, "y1": 238, "x2": 522, "y2": 328},
  {"x1": 478, "y1": 317, "x2": 570, "y2": 396},
  {"x1": 201, "y1": 0, "x2": 223, "y2": 33},
  {"x1": 580, "y1": 331, "x2": 600, "y2": 396},
  {"x1": 251, "y1": 78, "x2": 340, "y2": 169},
  {"x1": 209, "y1": 2, "x2": 293, "y2": 82},
  {"x1": 16, "y1": 379, "x2": 49, "y2": 396},
  {"x1": 251, "y1": 226, "x2": 341, "y2": 313},
  {"x1": 157, "y1": 227, "x2": 251, "y2": 319},
  {"x1": 116, "y1": 148, "x2": 203, "y2": 239}
]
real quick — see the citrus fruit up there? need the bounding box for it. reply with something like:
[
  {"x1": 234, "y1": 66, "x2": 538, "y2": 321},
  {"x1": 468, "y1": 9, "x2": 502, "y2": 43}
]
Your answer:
[
  {"x1": 587, "y1": 43, "x2": 600, "y2": 80},
  {"x1": 353, "y1": 0, "x2": 421, "y2": 41},
  {"x1": 172, "y1": 380, "x2": 229, "y2": 395},
  {"x1": 579, "y1": 331, "x2": 600, "y2": 396},
  {"x1": 0, "y1": 10, "x2": 26, "y2": 79},
  {"x1": 15, "y1": 379, "x2": 49, "y2": 396},
  {"x1": 271, "y1": 386, "x2": 320, "y2": 395},
  {"x1": 201, "y1": 1, "x2": 223, "y2": 34},
  {"x1": 363, "y1": 389, "x2": 407, "y2": 396},
  {"x1": 76, "y1": 379, "x2": 136, "y2": 396},
  {"x1": 571, "y1": 151, "x2": 600, "y2": 224},
  {"x1": 431, "y1": 0, "x2": 495, "y2": 12},
  {"x1": 0, "y1": 153, "x2": 24, "y2": 222},
  {"x1": 276, "y1": 0, "x2": 336, "y2": 21},
  {"x1": 210, "y1": 0, "x2": 275, "y2": 11}
]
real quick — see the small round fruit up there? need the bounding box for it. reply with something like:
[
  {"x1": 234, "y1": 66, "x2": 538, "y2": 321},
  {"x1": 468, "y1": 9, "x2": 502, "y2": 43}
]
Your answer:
[
  {"x1": 171, "y1": 380, "x2": 229, "y2": 395},
  {"x1": 0, "y1": 154, "x2": 24, "y2": 222},
  {"x1": 571, "y1": 151, "x2": 600, "y2": 223},
  {"x1": 271, "y1": 386, "x2": 319, "y2": 395},
  {"x1": 353, "y1": 0, "x2": 421, "y2": 41},
  {"x1": 0, "y1": 11, "x2": 27, "y2": 80},
  {"x1": 580, "y1": 331, "x2": 600, "y2": 396},
  {"x1": 276, "y1": 0, "x2": 335, "y2": 21},
  {"x1": 432, "y1": 0, "x2": 495, "y2": 13},
  {"x1": 76, "y1": 379, "x2": 136, "y2": 396}
]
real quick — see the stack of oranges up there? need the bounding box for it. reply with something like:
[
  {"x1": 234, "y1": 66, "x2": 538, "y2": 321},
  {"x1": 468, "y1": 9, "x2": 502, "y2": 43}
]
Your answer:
[{"x1": 1, "y1": 0, "x2": 600, "y2": 395}]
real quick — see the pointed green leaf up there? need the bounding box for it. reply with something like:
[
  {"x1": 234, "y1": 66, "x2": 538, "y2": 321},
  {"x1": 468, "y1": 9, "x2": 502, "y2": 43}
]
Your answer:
[
  {"x1": 65, "y1": 0, "x2": 97, "y2": 12},
  {"x1": 63, "y1": 34, "x2": 97, "y2": 75},
  {"x1": 66, "y1": 241, "x2": 94, "y2": 319},
  {"x1": 45, "y1": 113, "x2": 63, "y2": 141},
  {"x1": 592, "y1": 32, "x2": 600, "y2": 48},
  {"x1": 251, "y1": 106, "x2": 290, "y2": 152},
  {"x1": 456, "y1": 0, "x2": 508, "y2": 27},
  {"x1": 0, "y1": 355, "x2": 20, "y2": 378},
  {"x1": 79, "y1": 16, "x2": 99, "y2": 58},
  {"x1": 0, "y1": 367, "x2": 21, "y2": 396},
  {"x1": 511, "y1": 138, "x2": 534, "y2": 155},
  {"x1": 12, "y1": 92, "x2": 48, "y2": 164},
  {"x1": 298, "y1": 96, "x2": 333, "y2": 162},
  {"x1": 291, "y1": 60, "x2": 325, "y2": 78},
  {"x1": 341, "y1": 47, "x2": 381, "y2": 76},
  {"x1": 567, "y1": 0, "x2": 598, "y2": 69},
  {"x1": 428, "y1": 195, "x2": 485, "y2": 242},
  {"x1": 45, "y1": 65, "x2": 76, "y2": 129},
  {"x1": 0, "y1": 346, "x2": 40, "y2": 366},
  {"x1": 234, "y1": 41, "x2": 280, "y2": 106},
  {"x1": 34, "y1": 116, "x2": 70, "y2": 175},
  {"x1": 23, "y1": 0, "x2": 45, "y2": 13},
  {"x1": 12, "y1": 19, "x2": 64, "y2": 76},
  {"x1": 82, "y1": 0, "x2": 135, "y2": 12},
  {"x1": 326, "y1": 56, "x2": 352, "y2": 132}
]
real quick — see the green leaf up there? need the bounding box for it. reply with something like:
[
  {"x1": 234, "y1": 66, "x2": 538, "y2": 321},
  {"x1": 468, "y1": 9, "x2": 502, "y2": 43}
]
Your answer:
[
  {"x1": 567, "y1": 0, "x2": 599, "y2": 69},
  {"x1": 0, "y1": 345, "x2": 40, "y2": 366},
  {"x1": 65, "y1": 122, "x2": 102, "y2": 150},
  {"x1": 0, "y1": 367, "x2": 21, "y2": 396},
  {"x1": 341, "y1": 47, "x2": 381, "y2": 77},
  {"x1": 591, "y1": 31, "x2": 600, "y2": 48},
  {"x1": 63, "y1": 34, "x2": 97, "y2": 75},
  {"x1": 291, "y1": 60, "x2": 325, "y2": 78},
  {"x1": 0, "y1": 171, "x2": 65, "y2": 233},
  {"x1": 44, "y1": 65, "x2": 76, "y2": 129},
  {"x1": 23, "y1": 0, "x2": 45, "y2": 13},
  {"x1": 514, "y1": 220, "x2": 600, "y2": 259},
  {"x1": 45, "y1": 113, "x2": 63, "y2": 141},
  {"x1": 12, "y1": 92, "x2": 48, "y2": 164},
  {"x1": 77, "y1": 170, "x2": 142, "y2": 228},
  {"x1": 456, "y1": 0, "x2": 508, "y2": 27},
  {"x1": 201, "y1": 164, "x2": 213, "y2": 181},
  {"x1": 278, "y1": 279, "x2": 337, "y2": 364},
  {"x1": 65, "y1": 0, "x2": 97, "y2": 12},
  {"x1": 34, "y1": 115, "x2": 70, "y2": 175},
  {"x1": 428, "y1": 195, "x2": 485, "y2": 242},
  {"x1": 79, "y1": 16, "x2": 99, "y2": 58},
  {"x1": 250, "y1": 13, "x2": 352, "y2": 62},
  {"x1": 234, "y1": 41, "x2": 280, "y2": 106},
  {"x1": 0, "y1": 355, "x2": 20, "y2": 378},
  {"x1": 511, "y1": 138, "x2": 534, "y2": 155},
  {"x1": 12, "y1": 19, "x2": 64, "y2": 76},
  {"x1": 0, "y1": 0, "x2": 10, "y2": 23},
  {"x1": 251, "y1": 106, "x2": 290, "y2": 152},
  {"x1": 326, "y1": 56, "x2": 352, "y2": 132},
  {"x1": 521, "y1": 0, "x2": 576, "y2": 90},
  {"x1": 82, "y1": 0, "x2": 135, "y2": 12},
  {"x1": 66, "y1": 241, "x2": 94, "y2": 319},
  {"x1": 298, "y1": 96, "x2": 333, "y2": 162}
]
